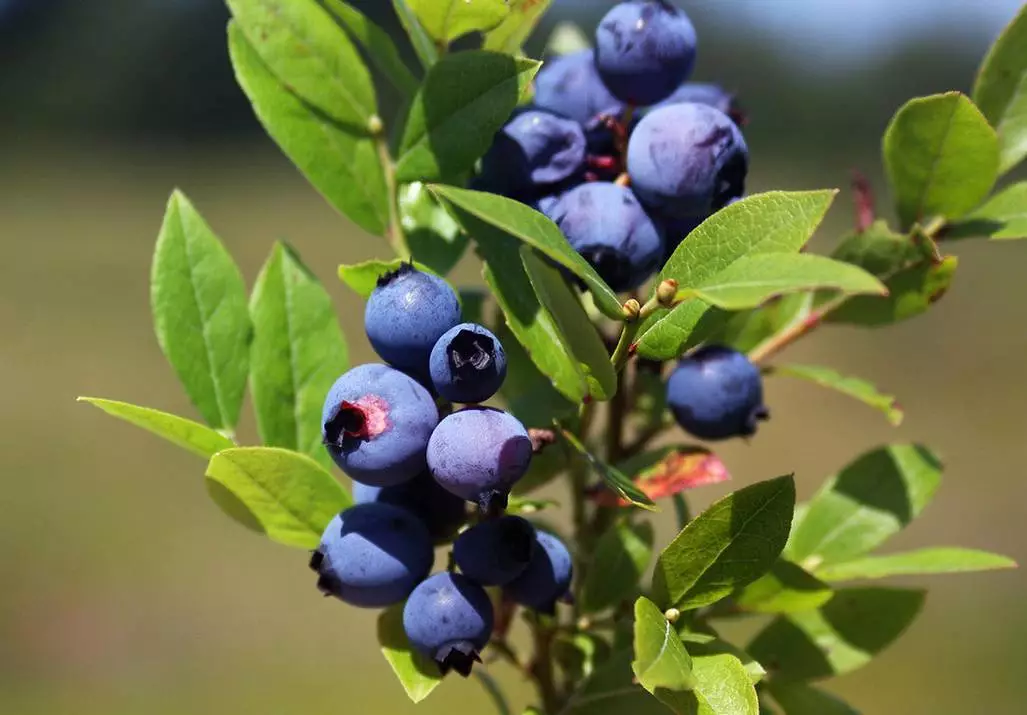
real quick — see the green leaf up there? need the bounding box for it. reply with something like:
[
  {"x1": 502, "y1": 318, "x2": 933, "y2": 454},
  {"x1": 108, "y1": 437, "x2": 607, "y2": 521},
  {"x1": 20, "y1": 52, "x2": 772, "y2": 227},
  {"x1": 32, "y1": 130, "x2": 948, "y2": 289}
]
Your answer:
[
  {"x1": 204, "y1": 447, "x2": 351, "y2": 548},
  {"x1": 688, "y1": 253, "x2": 887, "y2": 310},
  {"x1": 748, "y1": 588, "x2": 925, "y2": 681},
  {"x1": 484, "y1": 0, "x2": 554, "y2": 53},
  {"x1": 830, "y1": 221, "x2": 925, "y2": 274},
  {"x1": 396, "y1": 52, "x2": 539, "y2": 183},
  {"x1": 391, "y1": 0, "x2": 437, "y2": 70},
  {"x1": 769, "y1": 364, "x2": 903, "y2": 426},
  {"x1": 495, "y1": 316, "x2": 577, "y2": 430},
  {"x1": 560, "y1": 649, "x2": 670, "y2": 715},
  {"x1": 653, "y1": 475, "x2": 795, "y2": 610},
  {"x1": 785, "y1": 444, "x2": 942, "y2": 570},
  {"x1": 660, "y1": 191, "x2": 838, "y2": 289},
  {"x1": 633, "y1": 597, "x2": 697, "y2": 713},
  {"x1": 250, "y1": 243, "x2": 348, "y2": 466},
  {"x1": 581, "y1": 522, "x2": 655, "y2": 614},
  {"x1": 321, "y1": 0, "x2": 419, "y2": 97},
  {"x1": 521, "y1": 248, "x2": 618, "y2": 401},
  {"x1": 151, "y1": 190, "x2": 251, "y2": 431},
  {"x1": 634, "y1": 299, "x2": 718, "y2": 361},
  {"x1": 736, "y1": 561, "x2": 833, "y2": 614},
  {"x1": 679, "y1": 633, "x2": 766, "y2": 684},
  {"x1": 431, "y1": 185, "x2": 623, "y2": 319},
  {"x1": 228, "y1": 22, "x2": 389, "y2": 235},
  {"x1": 767, "y1": 682, "x2": 860, "y2": 715},
  {"x1": 973, "y1": 4, "x2": 1027, "y2": 173},
  {"x1": 685, "y1": 653, "x2": 760, "y2": 715},
  {"x1": 337, "y1": 259, "x2": 441, "y2": 298},
  {"x1": 948, "y1": 182, "x2": 1027, "y2": 240},
  {"x1": 561, "y1": 428, "x2": 657, "y2": 510},
  {"x1": 815, "y1": 547, "x2": 1016, "y2": 582},
  {"x1": 401, "y1": 182, "x2": 469, "y2": 275},
  {"x1": 827, "y1": 256, "x2": 957, "y2": 327},
  {"x1": 721, "y1": 294, "x2": 813, "y2": 355},
  {"x1": 883, "y1": 92, "x2": 999, "y2": 228},
  {"x1": 226, "y1": 0, "x2": 377, "y2": 128},
  {"x1": 78, "y1": 397, "x2": 234, "y2": 458},
  {"x1": 378, "y1": 603, "x2": 443, "y2": 703},
  {"x1": 553, "y1": 632, "x2": 612, "y2": 683},
  {"x1": 408, "y1": 0, "x2": 510, "y2": 43}
]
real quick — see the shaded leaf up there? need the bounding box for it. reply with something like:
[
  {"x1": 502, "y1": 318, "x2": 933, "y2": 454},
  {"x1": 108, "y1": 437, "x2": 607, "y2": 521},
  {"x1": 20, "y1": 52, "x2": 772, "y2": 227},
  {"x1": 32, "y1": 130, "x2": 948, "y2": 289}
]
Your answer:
[
  {"x1": 767, "y1": 681, "x2": 860, "y2": 715},
  {"x1": 594, "y1": 448, "x2": 730, "y2": 508},
  {"x1": 973, "y1": 4, "x2": 1027, "y2": 173},
  {"x1": 401, "y1": 182, "x2": 469, "y2": 275},
  {"x1": 522, "y1": 247, "x2": 617, "y2": 401},
  {"x1": 553, "y1": 632, "x2": 612, "y2": 683},
  {"x1": 815, "y1": 547, "x2": 1016, "y2": 582},
  {"x1": 721, "y1": 294, "x2": 813, "y2": 355},
  {"x1": 581, "y1": 522, "x2": 655, "y2": 613},
  {"x1": 250, "y1": 243, "x2": 348, "y2": 466},
  {"x1": 391, "y1": 0, "x2": 437, "y2": 69},
  {"x1": 883, "y1": 92, "x2": 998, "y2": 228},
  {"x1": 736, "y1": 561, "x2": 833, "y2": 614},
  {"x1": 484, "y1": 0, "x2": 555, "y2": 53},
  {"x1": 408, "y1": 0, "x2": 510, "y2": 43},
  {"x1": 431, "y1": 185, "x2": 624, "y2": 319},
  {"x1": 560, "y1": 649, "x2": 670, "y2": 715},
  {"x1": 78, "y1": 397, "x2": 234, "y2": 459},
  {"x1": 827, "y1": 256, "x2": 957, "y2": 327},
  {"x1": 378, "y1": 603, "x2": 444, "y2": 703},
  {"x1": 653, "y1": 476, "x2": 795, "y2": 611},
  {"x1": 561, "y1": 429, "x2": 656, "y2": 510},
  {"x1": 228, "y1": 22, "x2": 389, "y2": 235},
  {"x1": 397, "y1": 52, "x2": 539, "y2": 182},
  {"x1": 748, "y1": 588, "x2": 925, "y2": 681},
  {"x1": 785, "y1": 444, "x2": 942, "y2": 570},
  {"x1": 769, "y1": 364, "x2": 903, "y2": 426},
  {"x1": 151, "y1": 190, "x2": 251, "y2": 430},
  {"x1": 227, "y1": 0, "x2": 377, "y2": 128},
  {"x1": 948, "y1": 182, "x2": 1027, "y2": 240},
  {"x1": 633, "y1": 597, "x2": 696, "y2": 713},
  {"x1": 321, "y1": 0, "x2": 419, "y2": 97},
  {"x1": 204, "y1": 447, "x2": 351, "y2": 548}
]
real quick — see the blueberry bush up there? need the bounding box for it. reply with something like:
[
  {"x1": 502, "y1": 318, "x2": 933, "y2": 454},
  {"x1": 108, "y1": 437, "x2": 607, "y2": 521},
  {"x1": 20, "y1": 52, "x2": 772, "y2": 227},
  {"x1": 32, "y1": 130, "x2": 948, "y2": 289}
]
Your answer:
[{"x1": 81, "y1": 1, "x2": 1027, "y2": 712}]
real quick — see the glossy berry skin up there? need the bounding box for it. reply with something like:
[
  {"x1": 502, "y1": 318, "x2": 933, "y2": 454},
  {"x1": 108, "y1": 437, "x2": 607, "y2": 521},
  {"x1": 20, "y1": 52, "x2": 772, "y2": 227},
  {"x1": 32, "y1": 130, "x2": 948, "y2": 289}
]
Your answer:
[
  {"x1": 427, "y1": 407, "x2": 532, "y2": 512},
  {"x1": 479, "y1": 110, "x2": 586, "y2": 199},
  {"x1": 548, "y1": 182, "x2": 664, "y2": 293},
  {"x1": 628, "y1": 103, "x2": 749, "y2": 218},
  {"x1": 595, "y1": 1, "x2": 698, "y2": 106},
  {"x1": 654, "y1": 82, "x2": 740, "y2": 121},
  {"x1": 403, "y1": 572, "x2": 494, "y2": 677},
  {"x1": 364, "y1": 264, "x2": 461, "y2": 379},
  {"x1": 533, "y1": 49, "x2": 623, "y2": 124},
  {"x1": 310, "y1": 503, "x2": 434, "y2": 608},
  {"x1": 505, "y1": 530, "x2": 573, "y2": 614},
  {"x1": 666, "y1": 345, "x2": 769, "y2": 440},
  {"x1": 322, "y1": 364, "x2": 438, "y2": 487},
  {"x1": 352, "y1": 470, "x2": 467, "y2": 542},
  {"x1": 453, "y1": 516, "x2": 536, "y2": 586},
  {"x1": 429, "y1": 323, "x2": 507, "y2": 404}
]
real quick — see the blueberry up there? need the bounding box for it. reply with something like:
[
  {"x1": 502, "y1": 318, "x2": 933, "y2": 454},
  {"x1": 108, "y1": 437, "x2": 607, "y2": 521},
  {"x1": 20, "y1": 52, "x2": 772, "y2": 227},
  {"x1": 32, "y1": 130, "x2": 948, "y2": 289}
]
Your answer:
[
  {"x1": 429, "y1": 323, "x2": 507, "y2": 404},
  {"x1": 310, "y1": 503, "x2": 434, "y2": 608},
  {"x1": 365, "y1": 264, "x2": 461, "y2": 379},
  {"x1": 403, "y1": 572, "x2": 494, "y2": 676},
  {"x1": 454, "y1": 516, "x2": 536, "y2": 586},
  {"x1": 352, "y1": 470, "x2": 467, "y2": 542},
  {"x1": 594, "y1": 1, "x2": 698, "y2": 106},
  {"x1": 533, "y1": 49, "x2": 623, "y2": 124},
  {"x1": 427, "y1": 407, "x2": 532, "y2": 512},
  {"x1": 504, "y1": 530, "x2": 573, "y2": 614},
  {"x1": 322, "y1": 364, "x2": 438, "y2": 486},
  {"x1": 548, "y1": 182, "x2": 664, "y2": 292},
  {"x1": 661, "y1": 214, "x2": 705, "y2": 260},
  {"x1": 478, "y1": 110, "x2": 587, "y2": 199},
  {"x1": 653, "y1": 82, "x2": 742, "y2": 124},
  {"x1": 627, "y1": 102, "x2": 748, "y2": 218},
  {"x1": 666, "y1": 345, "x2": 769, "y2": 440}
]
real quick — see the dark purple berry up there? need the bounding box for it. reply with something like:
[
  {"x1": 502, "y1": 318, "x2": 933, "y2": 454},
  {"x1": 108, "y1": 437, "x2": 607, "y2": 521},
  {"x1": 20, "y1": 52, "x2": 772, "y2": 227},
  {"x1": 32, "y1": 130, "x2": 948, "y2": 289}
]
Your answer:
[
  {"x1": 454, "y1": 516, "x2": 536, "y2": 586},
  {"x1": 533, "y1": 49, "x2": 623, "y2": 124},
  {"x1": 352, "y1": 470, "x2": 467, "y2": 542},
  {"x1": 504, "y1": 530, "x2": 573, "y2": 614},
  {"x1": 478, "y1": 110, "x2": 587, "y2": 199},
  {"x1": 403, "y1": 572, "x2": 494, "y2": 677}
]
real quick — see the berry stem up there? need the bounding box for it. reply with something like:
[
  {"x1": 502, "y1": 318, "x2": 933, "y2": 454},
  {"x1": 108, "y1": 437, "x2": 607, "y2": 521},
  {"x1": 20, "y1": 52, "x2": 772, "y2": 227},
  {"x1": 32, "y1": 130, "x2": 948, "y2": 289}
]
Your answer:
[{"x1": 375, "y1": 132, "x2": 409, "y2": 259}]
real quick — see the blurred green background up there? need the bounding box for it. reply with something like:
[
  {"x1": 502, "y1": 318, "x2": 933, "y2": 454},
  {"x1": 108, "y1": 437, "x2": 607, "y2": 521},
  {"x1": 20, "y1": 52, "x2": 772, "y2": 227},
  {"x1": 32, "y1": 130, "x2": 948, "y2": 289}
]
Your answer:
[{"x1": 3, "y1": 1, "x2": 1026, "y2": 713}]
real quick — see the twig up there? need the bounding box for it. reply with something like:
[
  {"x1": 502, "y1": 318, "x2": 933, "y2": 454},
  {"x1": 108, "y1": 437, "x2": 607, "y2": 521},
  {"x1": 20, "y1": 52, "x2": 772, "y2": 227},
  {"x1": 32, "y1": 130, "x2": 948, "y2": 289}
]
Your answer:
[{"x1": 374, "y1": 128, "x2": 409, "y2": 258}]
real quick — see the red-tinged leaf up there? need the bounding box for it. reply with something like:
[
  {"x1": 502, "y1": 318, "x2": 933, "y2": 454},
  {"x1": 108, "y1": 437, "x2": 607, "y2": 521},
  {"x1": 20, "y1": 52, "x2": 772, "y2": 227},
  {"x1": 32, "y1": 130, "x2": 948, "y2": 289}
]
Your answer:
[{"x1": 590, "y1": 448, "x2": 731, "y2": 507}]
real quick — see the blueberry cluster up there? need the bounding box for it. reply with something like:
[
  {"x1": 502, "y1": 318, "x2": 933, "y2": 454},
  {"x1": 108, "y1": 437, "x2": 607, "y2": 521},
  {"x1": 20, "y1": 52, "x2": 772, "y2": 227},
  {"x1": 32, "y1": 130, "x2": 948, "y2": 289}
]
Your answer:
[
  {"x1": 477, "y1": 0, "x2": 749, "y2": 293},
  {"x1": 311, "y1": 265, "x2": 573, "y2": 676}
]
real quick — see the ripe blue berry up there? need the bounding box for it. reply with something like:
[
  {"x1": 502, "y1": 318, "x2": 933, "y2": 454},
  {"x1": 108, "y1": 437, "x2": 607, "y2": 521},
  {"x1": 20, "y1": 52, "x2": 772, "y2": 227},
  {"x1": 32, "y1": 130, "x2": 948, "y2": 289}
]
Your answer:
[
  {"x1": 365, "y1": 264, "x2": 461, "y2": 379},
  {"x1": 627, "y1": 102, "x2": 749, "y2": 218},
  {"x1": 310, "y1": 503, "x2": 434, "y2": 608},
  {"x1": 654, "y1": 82, "x2": 742, "y2": 123},
  {"x1": 352, "y1": 470, "x2": 467, "y2": 542},
  {"x1": 322, "y1": 364, "x2": 438, "y2": 486},
  {"x1": 533, "y1": 49, "x2": 623, "y2": 124},
  {"x1": 453, "y1": 516, "x2": 536, "y2": 586},
  {"x1": 505, "y1": 530, "x2": 573, "y2": 614},
  {"x1": 427, "y1": 407, "x2": 532, "y2": 512},
  {"x1": 595, "y1": 1, "x2": 698, "y2": 106},
  {"x1": 403, "y1": 572, "x2": 494, "y2": 676},
  {"x1": 478, "y1": 110, "x2": 587, "y2": 199},
  {"x1": 429, "y1": 323, "x2": 507, "y2": 404},
  {"x1": 666, "y1": 345, "x2": 769, "y2": 440},
  {"x1": 548, "y1": 182, "x2": 664, "y2": 292}
]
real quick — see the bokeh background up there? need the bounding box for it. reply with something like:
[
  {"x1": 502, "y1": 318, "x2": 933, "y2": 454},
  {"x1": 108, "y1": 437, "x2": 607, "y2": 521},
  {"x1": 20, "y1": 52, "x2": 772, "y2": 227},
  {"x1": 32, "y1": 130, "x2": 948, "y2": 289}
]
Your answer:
[{"x1": 3, "y1": 1, "x2": 1026, "y2": 713}]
